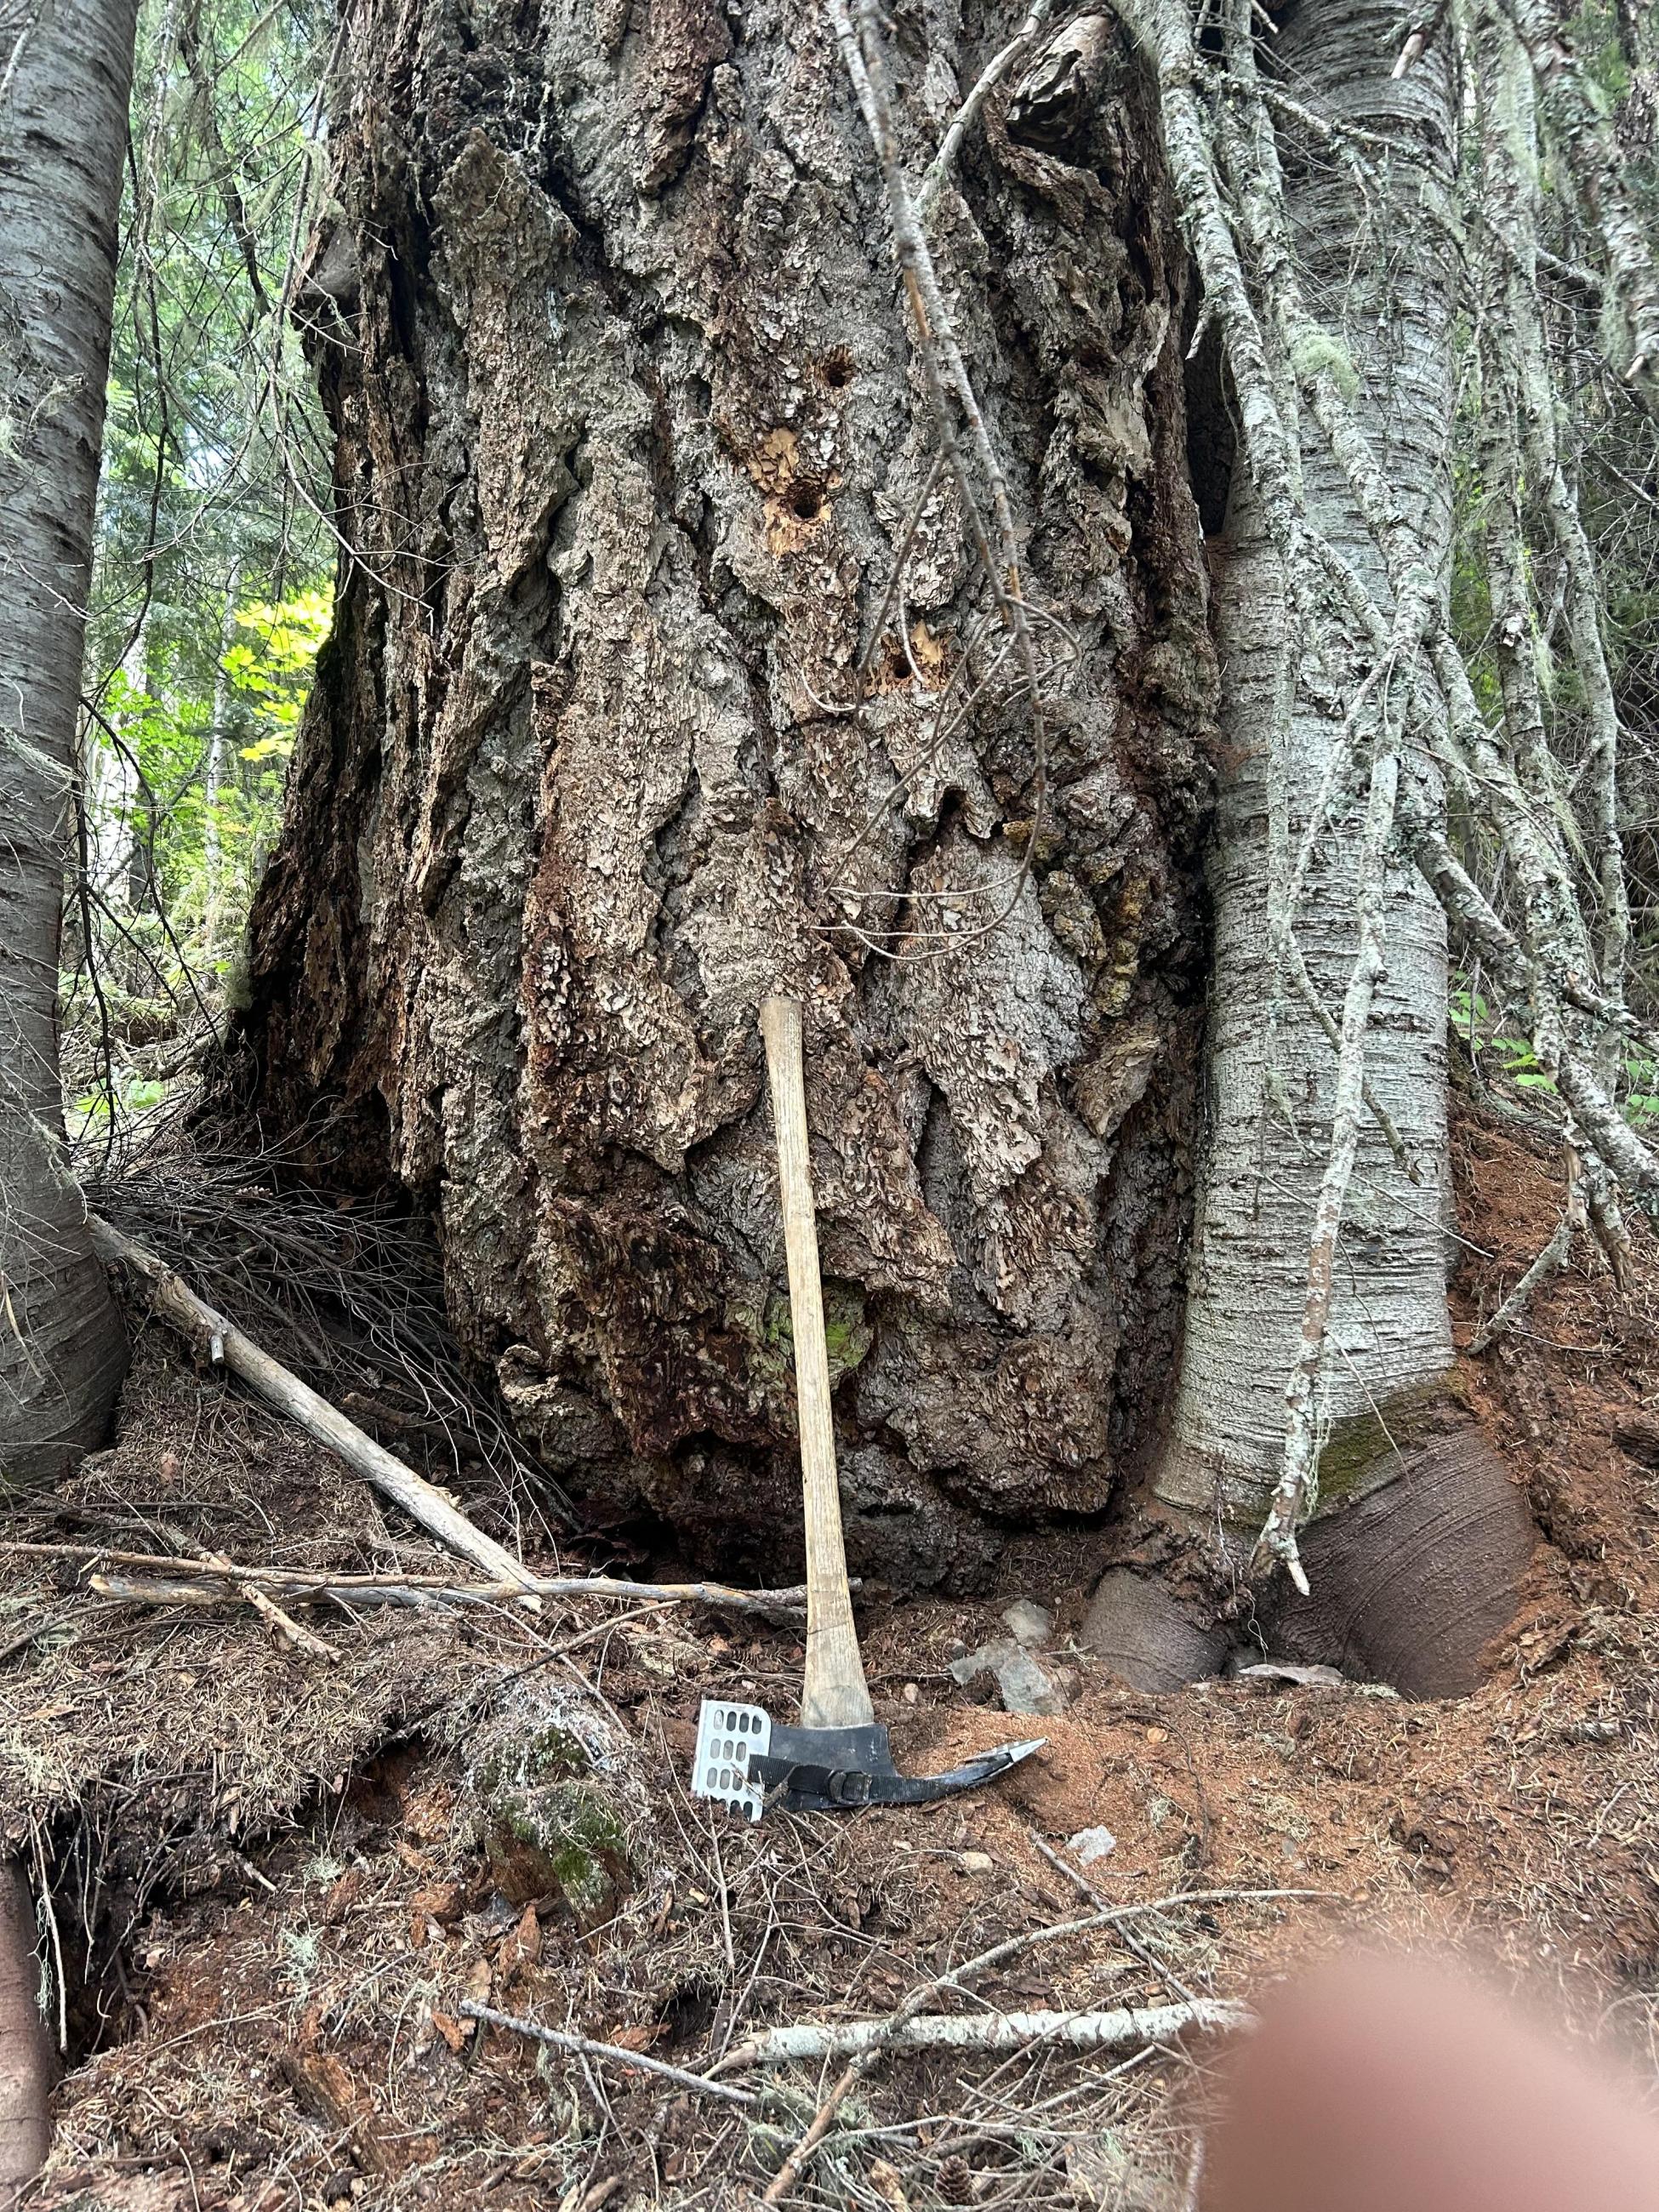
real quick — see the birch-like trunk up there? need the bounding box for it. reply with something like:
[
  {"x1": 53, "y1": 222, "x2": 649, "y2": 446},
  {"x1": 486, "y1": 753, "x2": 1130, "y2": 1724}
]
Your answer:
[
  {"x1": 1159, "y1": 0, "x2": 1459, "y2": 1521},
  {"x1": 0, "y1": 0, "x2": 135, "y2": 1491},
  {"x1": 1161, "y1": 0, "x2": 1457, "y2": 1526},
  {"x1": 1122, "y1": 0, "x2": 1531, "y2": 1690},
  {"x1": 202, "y1": 558, "x2": 242, "y2": 963},
  {"x1": 83, "y1": 618, "x2": 145, "y2": 918}
]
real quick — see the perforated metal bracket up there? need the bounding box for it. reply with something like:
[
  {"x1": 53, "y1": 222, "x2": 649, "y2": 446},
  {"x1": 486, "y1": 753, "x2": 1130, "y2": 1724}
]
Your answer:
[{"x1": 690, "y1": 1697, "x2": 772, "y2": 1822}]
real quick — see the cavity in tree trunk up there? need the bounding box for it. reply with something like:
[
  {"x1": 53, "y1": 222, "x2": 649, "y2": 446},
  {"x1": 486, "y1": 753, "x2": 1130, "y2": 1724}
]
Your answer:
[
  {"x1": 239, "y1": 0, "x2": 1216, "y2": 1588},
  {"x1": 0, "y1": 0, "x2": 135, "y2": 1491}
]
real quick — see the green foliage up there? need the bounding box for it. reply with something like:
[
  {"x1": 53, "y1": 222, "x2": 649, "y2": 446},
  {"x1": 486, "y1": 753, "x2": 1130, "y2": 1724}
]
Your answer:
[
  {"x1": 225, "y1": 585, "x2": 334, "y2": 761},
  {"x1": 65, "y1": 0, "x2": 337, "y2": 1136},
  {"x1": 1451, "y1": 979, "x2": 1659, "y2": 1121}
]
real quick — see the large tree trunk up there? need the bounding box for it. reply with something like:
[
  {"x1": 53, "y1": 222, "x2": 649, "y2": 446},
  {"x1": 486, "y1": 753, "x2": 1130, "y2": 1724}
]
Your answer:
[
  {"x1": 1087, "y1": 0, "x2": 1532, "y2": 1696},
  {"x1": 1165, "y1": 0, "x2": 1462, "y2": 1525},
  {"x1": 0, "y1": 0, "x2": 134, "y2": 1494},
  {"x1": 240, "y1": 0, "x2": 1216, "y2": 1586}
]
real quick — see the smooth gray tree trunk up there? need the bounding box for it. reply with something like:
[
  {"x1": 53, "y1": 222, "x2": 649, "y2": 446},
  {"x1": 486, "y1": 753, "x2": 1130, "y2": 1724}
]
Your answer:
[
  {"x1": 1160, "y1": 0, "x2": 1459, "y2": 1528},
  {"x1": 1087, "y1": 0, "x2": 1532, "y2": 1695},
  {"x1": 0, "y1": 0, "x2": 135, "y2": 1492}
]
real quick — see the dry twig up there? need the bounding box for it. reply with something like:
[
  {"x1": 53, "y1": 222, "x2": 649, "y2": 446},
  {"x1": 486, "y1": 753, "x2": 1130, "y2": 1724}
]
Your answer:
[
  {"x1": 89, "y1": 1216, "x2": 543, "y2": 1598},
  {"x1": 457, "y1": 2001, "x2": 757, "y2": 2107},
  {"x1": 4, "y1": 1541, "x2": 808, "y2": 1622},
  {"x1": 733, "y1": 1889, "x2": 1321, "y2": 2197}
]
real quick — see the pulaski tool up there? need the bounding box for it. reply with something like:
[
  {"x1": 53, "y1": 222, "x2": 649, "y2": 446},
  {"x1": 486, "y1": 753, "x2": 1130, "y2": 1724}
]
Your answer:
[{"x1": 691, "y1": 995, "x2": 1045, "y2": 1821}]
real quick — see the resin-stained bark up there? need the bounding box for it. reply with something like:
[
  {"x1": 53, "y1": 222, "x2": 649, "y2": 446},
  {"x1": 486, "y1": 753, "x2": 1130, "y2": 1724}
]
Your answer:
[{"x1": 242, "y1": 0, "x2": 1215, "y2": 1582}]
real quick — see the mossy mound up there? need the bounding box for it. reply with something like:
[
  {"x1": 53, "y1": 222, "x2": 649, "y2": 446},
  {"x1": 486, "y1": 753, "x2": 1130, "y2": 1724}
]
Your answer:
[
  {"x1": 483, "y1": 1772, "x2": 630, "y2": 1917},
  {"x1": 457, "y1": 1682, "x2": 650, "y2": 1927}
]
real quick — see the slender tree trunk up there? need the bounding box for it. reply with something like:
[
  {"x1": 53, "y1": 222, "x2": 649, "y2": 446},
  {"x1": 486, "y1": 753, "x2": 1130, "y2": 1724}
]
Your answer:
[
  {"x1": 0, "y1": 0, "x2": 135, "y2": 1491},
  {"x1": 202, "y1": 557, "x2": 241, "y2": 963},
  {"x1": 1087, "y1": 0, "x2": 1532, "y2": 1694},
  {"x1": 0, "y1": 1859, "x2": 51, "y2": 2196},
  {"x1": 83, "y1": 613, "x2": 145, "y2": 918},
  {"x1": 119, "y1": 618, "x2": 156, "y2": 989},
  {"x1": 240, "y1": 0, "x2": 1217, "y2": 1586}
]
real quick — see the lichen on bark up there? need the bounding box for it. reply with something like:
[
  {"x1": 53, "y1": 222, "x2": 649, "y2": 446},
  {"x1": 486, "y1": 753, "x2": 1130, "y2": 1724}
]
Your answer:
[{"x1": 240, "y1": 0, "x2": 1216, "y2": 1585}]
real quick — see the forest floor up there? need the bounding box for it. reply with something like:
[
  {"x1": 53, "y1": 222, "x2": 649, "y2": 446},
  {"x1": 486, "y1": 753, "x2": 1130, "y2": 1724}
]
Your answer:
[{"x1": 3, "y1": 1099, "x2": 1657, "y2": 2210}]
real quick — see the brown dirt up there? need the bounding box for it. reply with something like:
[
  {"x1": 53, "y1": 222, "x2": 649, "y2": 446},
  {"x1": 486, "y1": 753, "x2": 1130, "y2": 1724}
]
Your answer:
[{"x1": 3, "y1": 1101, "x2": 1657, "y2": 2209}]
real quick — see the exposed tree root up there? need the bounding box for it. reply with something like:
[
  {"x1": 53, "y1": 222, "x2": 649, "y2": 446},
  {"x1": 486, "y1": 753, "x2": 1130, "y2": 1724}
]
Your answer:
[
  {"x1": 1268, "y1": 1431, "x2": 1535, "y2": 1697},
  {"x1": 1080, "y1": 1569, "x2": 1234, "y2": 1693},
  {"x1": 1086, "y1": 1422, "x2": 1534, "y2": 1699}
]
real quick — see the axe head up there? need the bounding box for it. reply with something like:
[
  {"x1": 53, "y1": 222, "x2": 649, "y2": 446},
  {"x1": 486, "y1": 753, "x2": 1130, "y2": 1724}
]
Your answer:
[{"x1": 692, "y1": 1698, "x2": 1044, "y2": 1821}]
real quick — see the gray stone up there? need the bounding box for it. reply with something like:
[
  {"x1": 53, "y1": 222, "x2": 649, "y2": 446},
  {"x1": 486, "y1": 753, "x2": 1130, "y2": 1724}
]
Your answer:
[
  {"x1": 1000, "y1": 1598, "x2": 1054, "y2": 1648},
  {"x1": 949, "y1": 1637, "x2": 1069, "y2": 1717},
  {"x1": 1068, "y1": 1824, "x2": 1117, "y2": 1864}
]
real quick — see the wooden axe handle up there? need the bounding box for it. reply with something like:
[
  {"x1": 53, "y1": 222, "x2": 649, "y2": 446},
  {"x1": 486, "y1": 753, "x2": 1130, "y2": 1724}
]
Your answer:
[{"x1": 760, "y1": 995, "x2": 875, "y2": 1732}]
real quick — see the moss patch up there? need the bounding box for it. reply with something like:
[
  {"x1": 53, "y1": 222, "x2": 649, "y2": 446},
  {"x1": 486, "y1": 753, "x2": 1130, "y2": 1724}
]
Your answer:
[
  {"x1": 1314, "y1": 1377, "x2": 1457, "y2": 1509},
  {"x1": 474, "y1": 1725, "x2": 588, "y2": 1800},
  {"x1": 485, "y1": 1779, "x2": 630, "y2": 1918},
  {"x1": 739, "y1": 1280, "x2": 873, "y2": 1403}
]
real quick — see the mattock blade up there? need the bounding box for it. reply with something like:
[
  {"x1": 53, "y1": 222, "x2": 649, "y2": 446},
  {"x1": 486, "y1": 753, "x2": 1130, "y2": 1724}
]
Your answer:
[{"x1": 689, "y1": 1704, "x2": 1045, "y2": 1819}]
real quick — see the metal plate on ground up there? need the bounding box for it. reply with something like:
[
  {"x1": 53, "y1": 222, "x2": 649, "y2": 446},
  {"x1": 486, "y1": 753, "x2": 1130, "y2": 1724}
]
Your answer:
[{"x1": 691, "y1": 1697, "x2": 772, "y2": 1821}]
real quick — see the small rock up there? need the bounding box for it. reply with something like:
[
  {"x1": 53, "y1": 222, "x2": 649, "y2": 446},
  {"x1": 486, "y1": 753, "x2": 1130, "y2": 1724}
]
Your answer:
[
  {"x1": 1000, "y1": 1598, "x2": 1053, "y2": 1648},
  {"x1": 902, "y1": 1681, "x2": 920, "y2": 1704},
  {"x1": 995, "y1": 1647, "x2": 1068, "y2": 1717},
  {"x1": 1067, "y1": 1824, "x2": 1117, "y2": 1865},
  {"x1": 947, "y1": 1645, "x2": 995, "y2": 1687},
  {"x1": 959, "y1": 1850, "x2": 994, "y2": 1873},
  {"x1": 1231, "y1": 1661, "x2": 1346, "y2": 1689},
  {"x1": 949, "y1": 1638, "x2": 1069, "y2": 1716}
]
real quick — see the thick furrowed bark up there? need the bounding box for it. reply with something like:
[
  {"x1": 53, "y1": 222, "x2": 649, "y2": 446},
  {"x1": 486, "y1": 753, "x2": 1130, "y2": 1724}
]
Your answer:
[
  {"x1": 0, "y1": 0, "x2": 134, "y2": 1491},
  {"x1": 237, "y1": 0, "x2": 1216, "y2": 1584}
]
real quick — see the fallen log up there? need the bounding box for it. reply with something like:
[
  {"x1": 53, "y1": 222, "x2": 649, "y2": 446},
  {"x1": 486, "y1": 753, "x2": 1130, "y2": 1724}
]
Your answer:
[{"x1": 88, "y1": 1217, "x2": 540, "y2": 1599}]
